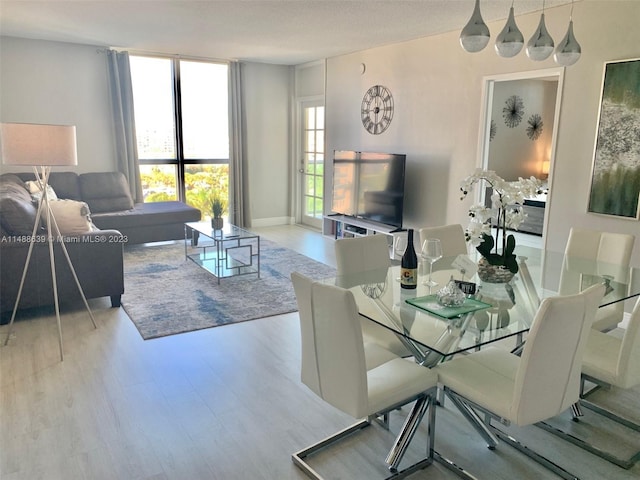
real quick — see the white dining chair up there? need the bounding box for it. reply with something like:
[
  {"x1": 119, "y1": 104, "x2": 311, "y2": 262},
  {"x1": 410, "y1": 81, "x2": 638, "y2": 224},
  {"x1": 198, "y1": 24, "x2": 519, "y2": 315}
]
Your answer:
[
  {"x1": 418, "y1": 224, "x2": 468, "y2": 258},
  {"x1": 582, "y1": 296, "x2": 640, "y2": 398},
  {"x1": 561, "y1": 227, "x2": 635, "y2": 332},
  {"x1": 538, "y1": 296, "x2": 640, "y2": 468},
  {"x1": 335, "y1": 235, "x2": 412, "y2": 357},
  {"x1": 290, "y1": 272, "x2": 439, "y2": 478},
  {"x1": 434, "y1": 283, "x2": 605, "y2": 480},
  {"x1": 335, "y1": 234, "x2": 392, "y2": 271}
]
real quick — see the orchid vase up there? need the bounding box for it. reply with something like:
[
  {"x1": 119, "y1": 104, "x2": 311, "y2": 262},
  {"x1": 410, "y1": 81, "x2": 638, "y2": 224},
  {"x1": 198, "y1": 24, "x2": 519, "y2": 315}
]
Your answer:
[{"x1": 460, "y1": 169, "x2": 545, "y2": 281}]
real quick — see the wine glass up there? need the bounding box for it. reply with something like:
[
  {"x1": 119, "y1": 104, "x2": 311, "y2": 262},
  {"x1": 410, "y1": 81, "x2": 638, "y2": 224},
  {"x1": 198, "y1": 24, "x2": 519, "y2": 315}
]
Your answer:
[
  {"x1": 421, "y1": 238, "x2": 443, "y2": 287},
  {"x1": 393, "y1": 235, "x2": 408, "y2": 282}
]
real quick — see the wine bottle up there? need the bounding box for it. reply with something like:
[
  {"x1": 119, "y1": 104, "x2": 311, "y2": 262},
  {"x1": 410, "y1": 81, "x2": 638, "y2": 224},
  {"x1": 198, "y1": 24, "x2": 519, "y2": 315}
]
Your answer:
[{"x1": 400, "y1": 229, "x2": 418, "y2": 289}]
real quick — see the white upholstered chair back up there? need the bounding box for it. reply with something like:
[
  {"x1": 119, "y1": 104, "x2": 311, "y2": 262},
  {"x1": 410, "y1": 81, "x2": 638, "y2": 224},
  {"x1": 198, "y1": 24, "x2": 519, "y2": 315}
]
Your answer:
[
  {"x1": 291, "y1": 272, "x2": 321, "y2": 397},
  {"x1": 290, "y1": 275, "x2": 439, "y2": 477},
  {"x1": 419, "y1": 224, "x2": 468, "y2": 258},
  {"x1": 335, "y1": 234, "x2": 391, "y2": 275},
  {"x1": 584, "y1": 296, "x2": 640, "y2": 390},
  {"x1": 561, "y1": 228, "x2": 634, "y2": 331},
  {"x1": 512, "y1": 284, "x2": 605, "y2": 425},
  {"x1": 310, "y1": 282, "x2": 369, "y2": 419},
  {"x1": 334, "y1": 233, "x2": 410, "y2": 357},
  {"x1": 564, "y1": 228, "x2": 634, "y2": 266}
]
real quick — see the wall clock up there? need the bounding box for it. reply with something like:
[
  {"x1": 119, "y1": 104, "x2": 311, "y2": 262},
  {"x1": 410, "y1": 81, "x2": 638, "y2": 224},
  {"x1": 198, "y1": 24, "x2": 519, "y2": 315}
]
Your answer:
[{"x1": 361, "y1": 85, "x2": 394, "y2": 135}]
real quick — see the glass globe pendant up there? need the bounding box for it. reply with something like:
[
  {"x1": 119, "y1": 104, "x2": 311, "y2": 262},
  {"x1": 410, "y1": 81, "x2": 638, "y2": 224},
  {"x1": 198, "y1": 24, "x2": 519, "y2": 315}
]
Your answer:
[
  {"x1": 495, "y1": 5, "x2": 524, "y2": 58},
  {"x1": 460, "y1": 0, "x2": 490, "y2": 53},
  {"x1": 526, "y1": 12, "x2": 554, "y2": 61}
]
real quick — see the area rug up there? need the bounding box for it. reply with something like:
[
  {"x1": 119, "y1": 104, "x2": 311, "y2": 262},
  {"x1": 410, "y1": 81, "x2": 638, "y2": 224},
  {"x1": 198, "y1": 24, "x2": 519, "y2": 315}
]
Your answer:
[{"x1": 122, "y1": 239, "x2": 335, "y2": 339}]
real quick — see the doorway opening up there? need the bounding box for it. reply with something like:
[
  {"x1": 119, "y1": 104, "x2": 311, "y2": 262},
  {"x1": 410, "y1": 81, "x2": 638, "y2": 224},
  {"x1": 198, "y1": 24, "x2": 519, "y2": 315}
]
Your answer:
[{"x1": 479, "y1": 68, "x2": 565, "y2": 247}]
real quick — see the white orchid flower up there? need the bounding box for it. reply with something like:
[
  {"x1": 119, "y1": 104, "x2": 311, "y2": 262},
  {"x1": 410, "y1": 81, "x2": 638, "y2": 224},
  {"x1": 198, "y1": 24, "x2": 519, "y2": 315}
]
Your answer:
[{"x1": 460, "y1": 170, "x2": 547, "y2": 257}]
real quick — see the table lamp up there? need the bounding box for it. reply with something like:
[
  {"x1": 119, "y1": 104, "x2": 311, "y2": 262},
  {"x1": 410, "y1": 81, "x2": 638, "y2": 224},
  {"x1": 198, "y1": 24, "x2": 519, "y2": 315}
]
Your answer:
[{"x1": 1, "y1": 122, "x2": 96, "y2": 360}]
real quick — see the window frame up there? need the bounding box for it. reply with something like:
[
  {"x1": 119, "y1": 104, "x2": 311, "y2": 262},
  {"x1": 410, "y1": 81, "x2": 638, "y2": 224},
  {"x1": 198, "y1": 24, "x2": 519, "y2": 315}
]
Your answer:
[{"x1": 131, "y1": 54, "x2": 230, "y2": 203}]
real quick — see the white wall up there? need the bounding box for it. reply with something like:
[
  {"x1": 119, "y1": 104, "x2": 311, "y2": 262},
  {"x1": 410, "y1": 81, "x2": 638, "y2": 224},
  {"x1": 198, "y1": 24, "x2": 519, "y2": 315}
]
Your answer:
[
  {"x1": 0, "y1": 37, "x2": 116, "y2": 172},
  {"x1": 489, "y1": 78, "x2": 557, "y2": 180},
  {"x1": 241, "y1": 62, "x2": 291, "y2": 226},
  {"x1": 325, "y1": 0, "x2": 640, "y2": 266},
  {"x1": 0, "y1": 37, "x2": 292, "y2": 227}
]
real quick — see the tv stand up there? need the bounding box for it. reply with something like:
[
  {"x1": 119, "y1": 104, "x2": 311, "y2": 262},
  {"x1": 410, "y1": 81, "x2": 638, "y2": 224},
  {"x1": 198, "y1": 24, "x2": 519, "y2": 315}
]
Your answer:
[{"x1": 322, "y1": 214, "x2": 406, "y2": 259}]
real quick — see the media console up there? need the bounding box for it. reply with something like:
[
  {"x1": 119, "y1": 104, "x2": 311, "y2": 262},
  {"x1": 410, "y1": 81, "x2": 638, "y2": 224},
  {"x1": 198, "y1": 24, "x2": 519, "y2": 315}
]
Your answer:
[{"x1": 322, "y1": 214, "x2": 406, "y2": 259}]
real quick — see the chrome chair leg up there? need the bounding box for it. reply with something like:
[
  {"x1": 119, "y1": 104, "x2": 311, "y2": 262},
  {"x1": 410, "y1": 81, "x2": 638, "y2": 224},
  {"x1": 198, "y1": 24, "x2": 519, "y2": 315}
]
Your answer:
[
  {"x1": 432, "y1": 452, "x2": 480, "y2": 480},
  {"x1": 387, "y1": 388, "x2": 479, "y2": 480},
  {"x1": 580, "y1": 399, "x2": 640, "y2": 433},
  {"x1": 443, "y1": 388, "x2": 581, "y2": 480},
  {"x1": 536, "y1": 418, "x2": 640, "y2": 470},
  {"x1": 536, "y1": 375, "x2": 640, "y2": 469},
  {"x1": 386, "y1": 393, "x2": 432, "y2": 470},
  {"x1": 579, "y1": 375, "x2": 640, "y2": 432},
  {"x1": 292, "y1": 420, "x2": 371, "y2": 480},
  {"x1": 444, "y1": 390, "x2": 498, "y2": 449},
  {"x1": 490, "y1": 425, "x2": 580, "y2": 480},
  {"x1": 570, "y1": 401, "x2": 583, "y2": 419},
  {"x1": 294, "y1": 393, "x2": 438, "y2": 480}
]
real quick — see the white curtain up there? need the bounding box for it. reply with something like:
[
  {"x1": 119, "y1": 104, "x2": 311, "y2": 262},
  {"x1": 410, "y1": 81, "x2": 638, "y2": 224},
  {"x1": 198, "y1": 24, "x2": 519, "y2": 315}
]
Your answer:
[
  {"x1": 107, "y1": 50, "x2": 143, "y2": 203},
  {"x1": 229, "y1": 61, "x2": 249, "y2": 227}
]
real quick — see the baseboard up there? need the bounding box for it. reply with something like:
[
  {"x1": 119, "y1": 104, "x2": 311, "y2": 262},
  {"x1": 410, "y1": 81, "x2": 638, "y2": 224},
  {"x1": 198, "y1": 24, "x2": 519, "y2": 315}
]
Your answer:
[{"x1": 249, "y1": 216, "x2": 294, "y2": 228}]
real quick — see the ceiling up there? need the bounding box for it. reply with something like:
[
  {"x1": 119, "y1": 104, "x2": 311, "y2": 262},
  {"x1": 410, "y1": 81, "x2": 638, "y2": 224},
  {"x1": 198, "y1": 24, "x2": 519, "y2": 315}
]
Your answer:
[{"x1": 0, "y1": 0, "x2": 575, "y2": 65}]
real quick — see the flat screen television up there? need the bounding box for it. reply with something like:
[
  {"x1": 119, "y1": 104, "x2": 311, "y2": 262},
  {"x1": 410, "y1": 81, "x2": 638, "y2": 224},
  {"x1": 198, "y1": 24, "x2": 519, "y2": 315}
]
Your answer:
[{"x1": 331, "y1": 150, "x2": 406, "y2": 229}]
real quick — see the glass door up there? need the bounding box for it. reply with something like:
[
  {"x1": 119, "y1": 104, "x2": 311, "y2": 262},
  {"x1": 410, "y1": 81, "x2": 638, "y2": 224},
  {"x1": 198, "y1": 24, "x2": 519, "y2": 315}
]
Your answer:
[{"x1": 298, "y1": 101, "x2": 325, "y2": 229}]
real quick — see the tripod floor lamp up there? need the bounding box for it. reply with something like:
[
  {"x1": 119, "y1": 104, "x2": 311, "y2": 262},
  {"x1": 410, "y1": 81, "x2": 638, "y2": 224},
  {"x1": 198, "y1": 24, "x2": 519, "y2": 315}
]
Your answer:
[{"x1": 1, "y1": 122, "x2": 97, "y2": 361}]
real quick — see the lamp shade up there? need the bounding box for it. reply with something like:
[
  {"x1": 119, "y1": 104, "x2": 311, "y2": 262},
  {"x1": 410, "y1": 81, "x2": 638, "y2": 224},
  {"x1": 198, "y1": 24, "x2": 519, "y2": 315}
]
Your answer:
[{"x1": 0, "y1": 123, "x2": 77, "y2": 166}]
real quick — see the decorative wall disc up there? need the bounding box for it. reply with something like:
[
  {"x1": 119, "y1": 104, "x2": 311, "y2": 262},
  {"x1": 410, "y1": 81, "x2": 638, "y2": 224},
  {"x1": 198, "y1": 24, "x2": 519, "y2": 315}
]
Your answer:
[
  {"x1": 490, "y1": 119, "x2": 497, "y2": 141},
  {"x1": 503, "y1": 95, "x2": 524, "y2": 128},
  {"x1": 526, "y1": 113, "x2": 544, "y2": 140}
]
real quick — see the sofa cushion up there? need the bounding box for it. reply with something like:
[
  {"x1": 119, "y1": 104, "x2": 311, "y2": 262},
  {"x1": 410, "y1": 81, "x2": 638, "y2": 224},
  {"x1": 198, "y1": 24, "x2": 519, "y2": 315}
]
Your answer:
[
  {"x1": 48, "y1": 172, "x2": 83, "y2": 200},
  {"x1": 0, "y1": 175, "x2": 39, "y2": 235},
  {"x1": 79, "y1": 172, "x2": 134, "y2": 213},
  {"x1": 47, "y1": 199, "x2": 95, "y2": 235},
  {"x1": 91, "y1": 201, "x2": 201, "y2": 229},
  {"x1": 15, "y1": 172, "x2": 82, "y2": 200},
  {"x1": 0, "y1": 173, "x2": 25, "y2": 186}
]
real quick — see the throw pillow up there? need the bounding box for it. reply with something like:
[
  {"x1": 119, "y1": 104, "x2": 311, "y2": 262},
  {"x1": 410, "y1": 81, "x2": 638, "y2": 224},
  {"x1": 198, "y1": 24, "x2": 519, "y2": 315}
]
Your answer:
[
  {"x1": 25, "y1": 180, "x2": 58, "y2": 202},
  {"x1": 46, "y1": 199, "x2": 94, "y2": 235}
]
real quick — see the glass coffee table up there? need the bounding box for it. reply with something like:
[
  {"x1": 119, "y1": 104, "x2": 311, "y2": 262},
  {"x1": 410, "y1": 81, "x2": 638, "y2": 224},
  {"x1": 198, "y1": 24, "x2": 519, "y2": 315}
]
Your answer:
[{"x1": 184, "y1": 221, "x2": 260, "y2": 284}]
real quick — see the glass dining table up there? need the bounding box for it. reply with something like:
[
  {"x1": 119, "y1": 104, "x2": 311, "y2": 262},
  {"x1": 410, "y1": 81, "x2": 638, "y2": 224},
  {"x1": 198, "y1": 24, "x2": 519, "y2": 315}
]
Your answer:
[
  {"x1": 318, "y1": 245, "x2": 640, "y2": 477},
  {"x1": 321, "y1": 245, "x2": 640, "y2": 367}
]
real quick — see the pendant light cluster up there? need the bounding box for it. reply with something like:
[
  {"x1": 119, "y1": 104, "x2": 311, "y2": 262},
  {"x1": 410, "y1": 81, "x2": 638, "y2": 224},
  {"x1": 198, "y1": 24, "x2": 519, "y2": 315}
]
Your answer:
[{"x1": 460, "y1": 0, "x2": 581, "y2": 66}]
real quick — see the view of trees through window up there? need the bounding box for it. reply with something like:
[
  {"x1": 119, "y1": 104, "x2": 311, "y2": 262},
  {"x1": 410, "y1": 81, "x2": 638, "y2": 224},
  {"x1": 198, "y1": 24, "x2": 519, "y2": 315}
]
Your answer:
[
  {"x1": 130, "y1": 55, "x2": 229, "y2": 219},
  {"x1": 140, "y1": 164, "x2": 229, "y2": 218}
]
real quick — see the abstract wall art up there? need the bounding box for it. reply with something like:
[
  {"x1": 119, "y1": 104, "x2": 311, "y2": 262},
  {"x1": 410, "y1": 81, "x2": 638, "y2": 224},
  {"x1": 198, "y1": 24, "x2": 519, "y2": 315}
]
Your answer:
[{"x1": 588, "y1": 58, "x2": 640, "y2": 219}]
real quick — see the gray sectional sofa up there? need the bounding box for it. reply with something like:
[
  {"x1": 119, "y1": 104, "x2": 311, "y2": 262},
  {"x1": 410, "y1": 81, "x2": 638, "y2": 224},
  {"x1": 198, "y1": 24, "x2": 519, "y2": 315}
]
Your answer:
[
  {"x1": 0, "y1": 171, "x2": 201, "y2": 316},
  {"x1": 11, "y1": 171, "x2": 202, "y2": 244}
]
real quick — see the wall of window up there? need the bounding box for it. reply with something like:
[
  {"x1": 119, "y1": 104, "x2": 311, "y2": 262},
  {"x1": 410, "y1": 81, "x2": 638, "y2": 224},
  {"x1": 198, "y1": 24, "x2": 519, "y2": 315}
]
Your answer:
[{"x1": 130, "y1": 55, "x2": 229, "y2": 219}]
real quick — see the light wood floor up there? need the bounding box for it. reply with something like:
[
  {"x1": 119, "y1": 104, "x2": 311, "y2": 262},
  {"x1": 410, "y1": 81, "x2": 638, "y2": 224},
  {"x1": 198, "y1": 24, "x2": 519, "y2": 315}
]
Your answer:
[{"x1": 1, "y1": 225, "x2": 637, "y2": 480}]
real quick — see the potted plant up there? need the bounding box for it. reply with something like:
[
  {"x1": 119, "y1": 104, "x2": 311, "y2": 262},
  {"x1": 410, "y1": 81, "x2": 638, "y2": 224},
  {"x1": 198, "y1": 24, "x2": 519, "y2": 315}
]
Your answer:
[
  {"x1": 211, "y1": 194, "x2": 226, "y2": 230},
  {"x1": 460, "y1": 169, "x2": 545, "y2": 282}
]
